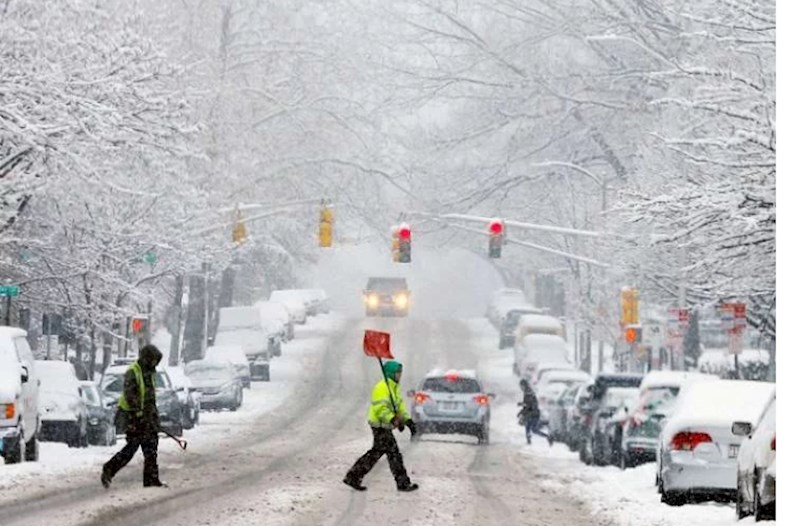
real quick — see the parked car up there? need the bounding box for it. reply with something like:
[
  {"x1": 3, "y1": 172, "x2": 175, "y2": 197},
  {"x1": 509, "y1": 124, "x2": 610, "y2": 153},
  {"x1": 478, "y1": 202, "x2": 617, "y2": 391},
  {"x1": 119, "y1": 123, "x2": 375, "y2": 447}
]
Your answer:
[
  {"x1": 657, "y1": 379, "x2": 775, "y2": 506},
  {"x1": 531, "y1": 362, "x2": 580, "y2": 386},
  {"x1": 537, "y1": 382, "x2": 568, "y2": 427},
  {"x1": 536, "y1": 369, "x2": 592, "y2": 424},
  {"x1": 514, "y1": 314, "x2": 565, "y2": 345},
  {"x1": 362, "y1": 277, "x2": 411, "y2": 317},
  {"x1": 591, "y1": 387, "x2": 641, "y2": 466},
  {"x1": 306, "y1": 288, "x2": 330, "y2": 314},
  {"x1": 497, "y1": 306, "x2": 544, "y2": 348},
  {"x1": 215, "y1": 306, "x2": 274, "y2": 380},
  {"x1": 0, "y1": 327, "x2": 40, "y2": 463},
  {"x1": 407, "y1": 369, "x2": 494, "y2": 444},
  {"x1": 619, "y1": 370, "x2": 717, "y2": 469},
  {"x1": 565, "y1": 383, "x2": 593, "y2": 451},
  {"x1": 100, "y1": 365, "x2": 184, "y2": 437},
  {"x1": 486, "y1": 289, "x2": 529, "y2": 328},
  {"x1": 513, "y1": 334, "x2": 571, "y2": 378},
  {"x1": 165, "y1": 366, "x2": 201, "y2": 430},
  {"x1": 79, "y1": 381, "x2": 116, "y2": 446},
  {"x1": 269, "y1": 290, "x2": 308, "y2": 324},
  {"x1": 547, "y1": 382, "x2": 588, "y2": 445},
  {"x1": 735, "y1": 391, "x2": 776, "y2": 521},
  {"x1": 255, "y1": 300, "x2": 294, "y2": 341},
  {"x1": 36, "y1": 360, "x2": 89, "y2": 448},
  {"x1": 205, "y1": 345, "x2": 252, "y2": 389},
  {"x1": 185, "y1": 360, "x2": 243, "y2": 411},
  {"x1": 575, "y1": 373, "x2": 643, "y2": 465}
]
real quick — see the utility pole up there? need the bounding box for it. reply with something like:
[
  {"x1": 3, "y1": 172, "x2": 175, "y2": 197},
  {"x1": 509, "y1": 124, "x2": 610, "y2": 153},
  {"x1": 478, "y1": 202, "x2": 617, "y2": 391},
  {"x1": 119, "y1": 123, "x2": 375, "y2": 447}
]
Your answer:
[{"x1": 202, "y1": 260, "x2": 211, "y2": 358}]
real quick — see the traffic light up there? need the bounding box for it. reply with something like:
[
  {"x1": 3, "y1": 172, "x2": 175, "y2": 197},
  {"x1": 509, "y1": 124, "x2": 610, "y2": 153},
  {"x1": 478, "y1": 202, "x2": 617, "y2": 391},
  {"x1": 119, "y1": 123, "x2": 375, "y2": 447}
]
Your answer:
[
  {"x1": 397, "y1": 223, "x2": 411, "y2": 263},
  {"x1": 620, "y1": 287, "x2": 639, "y2": 325},
  {"x1": 624, "y1": 325, "x2": 642, "y2": 344},
  {"x1": 488, "y1": 218, "x2": 504, "y2": 258},
  {"x1": 131, "y1": 316, "x2": 149, "y2": 336},
  {"x1": 232, "y1": 209, "x2": 247, "y2": 245},
  {"x1": 319, "y1": 204, "x2": 334, "y2": 248},
  {"x1": 391, "y1": 226, "x2": 401, "y2": 262}
]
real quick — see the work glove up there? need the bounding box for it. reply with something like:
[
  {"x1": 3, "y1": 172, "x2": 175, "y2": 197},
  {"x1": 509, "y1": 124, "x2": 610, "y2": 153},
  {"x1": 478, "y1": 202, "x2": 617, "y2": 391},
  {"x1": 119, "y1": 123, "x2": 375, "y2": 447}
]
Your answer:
[
  {"x1": 392, "y1": 415, "x2": 405, "y2": 431},
  {"x1": 406, "y1": 419, "x2": 417, "y2": 436}
]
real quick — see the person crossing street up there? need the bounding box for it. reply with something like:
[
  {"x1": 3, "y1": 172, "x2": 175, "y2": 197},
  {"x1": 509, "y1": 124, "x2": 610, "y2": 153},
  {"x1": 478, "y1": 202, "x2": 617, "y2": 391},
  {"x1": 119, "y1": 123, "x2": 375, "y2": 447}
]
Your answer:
[
  {"x1": 101, "y1": 344, "x2": 167, "y2": 488},
  {"x1": 518, "y1": 379, "x2": 547, "y2": 444},
  {"x1": 343, "y1": 360, "x2": 419, "y2": 492}
]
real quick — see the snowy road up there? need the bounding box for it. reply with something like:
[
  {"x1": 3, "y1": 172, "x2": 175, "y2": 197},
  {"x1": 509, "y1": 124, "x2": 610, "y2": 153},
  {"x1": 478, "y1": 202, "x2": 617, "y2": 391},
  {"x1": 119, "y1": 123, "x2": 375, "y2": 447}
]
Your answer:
[{"x1": 0, "y1": 315, "x2": 765, "y2": 526}]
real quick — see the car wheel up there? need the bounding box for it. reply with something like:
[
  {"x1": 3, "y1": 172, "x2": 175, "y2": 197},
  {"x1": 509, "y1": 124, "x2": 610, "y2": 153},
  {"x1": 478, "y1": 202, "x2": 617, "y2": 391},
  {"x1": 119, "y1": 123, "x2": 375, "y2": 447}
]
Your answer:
[
  {"x1": 24, "y1": 432, "x2": 39, "y2": 462},
  {"x1": 592, "y1": 436, "x2": 605, "y2": 466},
  {"x1": 3, "y1": 435, "x2": 22, "y2": 464},
  {"x1": 736, "y1": 474, "x2": 749, "y2": 519},
  {"x1": 477, "y1": 427, "x2": 490, "y2": 445},
  {"x1": 81, "y1": 425, "x2": 89, "y2": 448},
  {"x1": 263, "y1": 365, "x2": 271, "y2": 382},
  {"x1": 661, "y1": 490, "x2": 686, "y2": 506},
  {"x1": 619, "y1": 451, "x2": 628, "y2": 470},
  {"x1": 753, "y1": 471, "x2": 774, "y2": 521},
  {"x1": 579, "y1": 438, "x2": 591, "y2": 464}
]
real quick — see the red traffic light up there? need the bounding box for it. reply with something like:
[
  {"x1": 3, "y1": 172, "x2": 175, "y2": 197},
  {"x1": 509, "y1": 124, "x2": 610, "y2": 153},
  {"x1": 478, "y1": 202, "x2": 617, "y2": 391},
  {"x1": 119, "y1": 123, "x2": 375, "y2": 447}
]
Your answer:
[
  {"x1": 398, "y1": 226, "x2": 411, "y2": 240},
  {"x1": 489, "y1": 219, "x2": 504, "y2": 235},
  {"x1": 132, "y1": 318, "x2": 145, "y2": 334}
]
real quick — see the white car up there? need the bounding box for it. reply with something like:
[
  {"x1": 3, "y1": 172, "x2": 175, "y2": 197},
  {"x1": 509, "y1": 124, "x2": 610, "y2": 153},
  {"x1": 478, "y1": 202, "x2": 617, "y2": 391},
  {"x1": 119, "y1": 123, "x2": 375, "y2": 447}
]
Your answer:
[
  {"x1": 269, "y1": 291, "x2": 308, "y2": 325},
  {"x1": 657, "y1": 379, "x2": 775, "y2": 506},
  {"x1": 536, "y1": 369, "x2": 591, "y2": 423},
  {"x1": 486, "y1": 288, "x2": 527, "y2": 327},
  {"x1": 36, "y1": 360, "x2": 89, "y2": 448},
  {"x1": 216, "y1": 306, "x2": 276, "y2": 378},
  {"x1": 205, "y1": 345, "x2": 252, "y2": 388},
  {"x1": 514, "y1": 314, "x2": 565, "y2": 345},
  {"x1": 537, "y1": 382, "x2": 568, "y2": 426},
  {"x1": 255, "y1": 300, "x2": 294, "y2": 341},
  {"x1": 513, "y1": 334, "x2": 571, "y2": 378},
  {"x1": 0, "y1": 327, "x2": 40, "y2": 463},
  {"x1": 735, "y1": 392, "x2": 776, "y2": 521}
]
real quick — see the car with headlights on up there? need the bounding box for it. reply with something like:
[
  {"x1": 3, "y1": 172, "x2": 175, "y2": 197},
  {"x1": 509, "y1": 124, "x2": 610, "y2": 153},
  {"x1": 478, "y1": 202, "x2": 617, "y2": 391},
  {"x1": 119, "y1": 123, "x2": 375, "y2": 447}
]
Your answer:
[
  {"x1": 185, "y1": 359, "x2": 243, "y2": 411},
  {"x1": 35, "y1": 360, "x2": 88, "y2": 448},
  {"x1": 100, "y1": 365, "x2": 184, "y2": 437},
  {"x1": 363, "y1": 277, "x2": 410, "y2": 317},
  {"x1": 735, "y1": 391, "x2": 775, "y2": 521},
  {"x1": 407, "y1": 369, "x2": 494, "y2": 444},
  {"x1": 79, "y1": 381, "x2": 116, "y2": 446},
  {"x1": 657, "y1": 379, "x2": 774, "y2": 506}
]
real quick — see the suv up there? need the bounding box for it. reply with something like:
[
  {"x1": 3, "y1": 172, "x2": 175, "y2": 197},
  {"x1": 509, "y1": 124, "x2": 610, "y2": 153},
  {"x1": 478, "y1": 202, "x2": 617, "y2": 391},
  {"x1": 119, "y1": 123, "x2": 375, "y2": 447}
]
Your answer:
[
  {"x1": 407, "y1": 369, "x2": 494, "y2": 444},
  {"x1": 0, "y1": 328, "x2": 40, "y2": 464},
  {"x1": 363, "y1": 277, "x2": 410, "y2": 317}
]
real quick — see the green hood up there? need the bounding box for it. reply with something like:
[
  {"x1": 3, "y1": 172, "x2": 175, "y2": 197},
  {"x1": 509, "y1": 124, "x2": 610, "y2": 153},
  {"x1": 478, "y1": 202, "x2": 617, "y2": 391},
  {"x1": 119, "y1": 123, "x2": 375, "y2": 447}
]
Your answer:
[{"x1": 383, "y1": 360, "x2": 403, "y2": 382}]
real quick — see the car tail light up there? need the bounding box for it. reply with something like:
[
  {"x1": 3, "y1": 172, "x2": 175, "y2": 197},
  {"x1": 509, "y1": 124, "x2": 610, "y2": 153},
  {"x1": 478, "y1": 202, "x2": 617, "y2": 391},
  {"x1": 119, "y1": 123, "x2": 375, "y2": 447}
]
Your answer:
[
  {"x1": 770, "y1": 435, "x2": 775, "y2": 451},
  {"x1": 445, "y1": 372, "x2": 460, "y2": 382},
  {"x1": 4, "y1": 403, "x2": 14, "y2": 419},
  {"x1": 415, "y1": 392, "x2": 430, "y2": 404},
  {"x1": 473, "y1": 394, "x2": 490, "y2": 406},
  {"x1": 670, "y1": 431, "x2": 713, "y2": 451}
]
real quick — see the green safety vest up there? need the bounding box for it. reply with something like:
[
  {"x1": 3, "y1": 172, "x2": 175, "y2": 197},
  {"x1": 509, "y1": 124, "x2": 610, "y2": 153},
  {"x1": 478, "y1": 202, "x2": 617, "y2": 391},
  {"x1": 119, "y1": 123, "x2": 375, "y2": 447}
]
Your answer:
[
  {"x1": 117, "y1": 361, "x2": 156, "y2": 417},
  {"x1": 367, "y1": 378, "x2": 410, "y2": 429}
]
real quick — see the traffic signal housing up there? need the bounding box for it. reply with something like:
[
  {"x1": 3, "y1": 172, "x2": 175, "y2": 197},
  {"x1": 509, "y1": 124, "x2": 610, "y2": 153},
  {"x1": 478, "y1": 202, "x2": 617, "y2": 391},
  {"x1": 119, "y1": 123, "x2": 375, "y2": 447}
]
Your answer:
[
  {"x1": 397, "y1": 223, "x2": 411, "y2": 263},
  {"x1": 488, "y1": 219, "x2": 504, "y2": 258},
  {"x1": 319, "y1": 205, "x2": 334, "y2": 247},
  {"x1": 624, "y1": 325, "x2": 642, "y2": 344}
]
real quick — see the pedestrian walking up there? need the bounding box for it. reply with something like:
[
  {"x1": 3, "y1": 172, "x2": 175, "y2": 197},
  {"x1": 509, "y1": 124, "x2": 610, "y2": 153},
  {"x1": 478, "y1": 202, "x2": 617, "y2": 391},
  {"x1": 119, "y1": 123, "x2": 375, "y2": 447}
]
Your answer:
[
  {"x1": 343, "y1": 360, "x2": 419, "y2": 492},
  {"x1": 101, "y1": 344, "x2": 167, "y2": 488},
  {"x1": 518, "y1": 379, "x2": 547, "y2": 444}
]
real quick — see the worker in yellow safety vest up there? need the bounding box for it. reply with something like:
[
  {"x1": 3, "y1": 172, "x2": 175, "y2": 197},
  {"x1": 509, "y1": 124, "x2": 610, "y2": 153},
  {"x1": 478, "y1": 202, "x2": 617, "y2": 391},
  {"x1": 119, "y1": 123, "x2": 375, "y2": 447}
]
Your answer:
[
  {"x1": 343, "y1": 360, "x2": 419, "y2": 492},
  {"x1": 101, "y1": 344, "x2": 166, "y2": 488}
]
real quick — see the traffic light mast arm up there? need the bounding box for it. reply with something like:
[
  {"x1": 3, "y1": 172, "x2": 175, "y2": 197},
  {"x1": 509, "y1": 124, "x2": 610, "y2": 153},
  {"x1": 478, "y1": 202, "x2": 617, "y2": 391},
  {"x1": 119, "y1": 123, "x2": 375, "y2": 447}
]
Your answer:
[{"x1": 410, "y1": 211, "x2": 604, "y2": 239}]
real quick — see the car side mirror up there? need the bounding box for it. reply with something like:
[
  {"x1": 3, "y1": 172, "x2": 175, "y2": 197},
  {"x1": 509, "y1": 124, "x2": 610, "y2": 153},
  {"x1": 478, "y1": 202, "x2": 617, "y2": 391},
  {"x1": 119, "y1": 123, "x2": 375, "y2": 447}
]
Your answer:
[
  {"x1": 20, "y1": 365, "x2": 29, "y2": 383},
  {"x1": 406, "y1": 390, "x2": 416, "y2": 397},
  {"x1": 731, "y1": 421, "x2": 753, "y2": 437}
]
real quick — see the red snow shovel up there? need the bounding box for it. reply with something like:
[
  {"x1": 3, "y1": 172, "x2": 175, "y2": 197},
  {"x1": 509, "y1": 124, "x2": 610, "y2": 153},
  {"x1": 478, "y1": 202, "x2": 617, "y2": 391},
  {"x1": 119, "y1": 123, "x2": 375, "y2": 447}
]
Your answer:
[{"x1": 363, "y1": 330, "x2": 400, "y2": 418}]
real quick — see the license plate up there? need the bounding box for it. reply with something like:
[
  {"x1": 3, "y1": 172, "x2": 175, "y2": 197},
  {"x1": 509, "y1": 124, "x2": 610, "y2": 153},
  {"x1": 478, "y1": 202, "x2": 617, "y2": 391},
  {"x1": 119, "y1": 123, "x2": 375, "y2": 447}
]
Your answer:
[
  {"x1": 728, "y1": 445, "x2": 740, "y2": 458},
  {"x1": 440, "y1": 401, "x2": 461, "y2": 411}
]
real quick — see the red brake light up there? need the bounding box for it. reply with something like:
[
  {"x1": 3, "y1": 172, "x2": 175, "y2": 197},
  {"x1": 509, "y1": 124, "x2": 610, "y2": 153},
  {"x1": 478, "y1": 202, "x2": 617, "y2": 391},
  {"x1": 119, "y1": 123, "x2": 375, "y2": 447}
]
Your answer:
[
  {"x1": 415, "y1": 392, "x2": 430, "y2": 404},
  {"x1": 473, "y1": 394, "x2": 490, "y2": 406},
  {"x1": 770, "y1": 435, "x2": 775, "y2": 451},
  {"x1": 670, "y1": 432, "x2": 713, "y2": 451},
  {"x1": 445, "y1": 372, "x2": 460, "y2": 382}
]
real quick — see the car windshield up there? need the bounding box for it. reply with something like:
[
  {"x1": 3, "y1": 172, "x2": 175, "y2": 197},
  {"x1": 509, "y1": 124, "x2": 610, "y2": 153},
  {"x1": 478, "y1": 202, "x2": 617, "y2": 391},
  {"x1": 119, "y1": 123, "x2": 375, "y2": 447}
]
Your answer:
[
  {"x1": 602, "y1": 388, "x2": 639, "y2": 410},
  {"x1": 366, "y1": 278, "x2": 407, "y2": 291},
  {"x1": 639, "y1": 388, "x2": 678, "y2": 415},
  {"x1": 422, "y1": 377, "x2": 481, "y2": 393},
  {"x1": 185, "y1": 361, "x2": 233, "y2": 381}
]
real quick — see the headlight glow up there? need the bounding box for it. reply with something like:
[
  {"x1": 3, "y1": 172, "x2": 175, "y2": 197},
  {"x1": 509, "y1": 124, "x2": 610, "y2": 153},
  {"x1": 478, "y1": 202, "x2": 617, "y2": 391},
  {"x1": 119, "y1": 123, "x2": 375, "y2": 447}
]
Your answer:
[
  {"x1": 393, "y1": 293, "x2": 408, "y2": 309},
  {"x1": 367, "y1": 294, "x2": 380, "y2": 308}
]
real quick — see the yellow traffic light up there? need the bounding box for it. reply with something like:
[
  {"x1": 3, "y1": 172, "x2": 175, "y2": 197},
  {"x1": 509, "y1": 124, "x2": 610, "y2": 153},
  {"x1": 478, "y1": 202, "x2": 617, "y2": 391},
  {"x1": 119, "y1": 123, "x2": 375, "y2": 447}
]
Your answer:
[
  {"x1": 620, "y1": 287, "x2": 639, "y2": 325},
  {"x1": 232, "y1": 209, "x2": 247, "y2": 245},
  {"x1": 319, "y1": 205, "x2": 334, "y2": 247}
]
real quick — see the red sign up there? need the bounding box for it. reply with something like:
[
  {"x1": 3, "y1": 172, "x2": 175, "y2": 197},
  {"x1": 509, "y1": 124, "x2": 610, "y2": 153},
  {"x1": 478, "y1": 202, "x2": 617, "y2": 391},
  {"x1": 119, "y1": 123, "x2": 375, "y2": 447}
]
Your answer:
[{"x1": 363, "y1": 330, "x2": 393, "y2": 359}]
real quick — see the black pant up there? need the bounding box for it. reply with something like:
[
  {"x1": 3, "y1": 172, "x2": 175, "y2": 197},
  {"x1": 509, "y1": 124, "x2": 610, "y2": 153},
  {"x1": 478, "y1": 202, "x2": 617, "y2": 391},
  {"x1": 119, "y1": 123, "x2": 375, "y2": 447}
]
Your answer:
[
  {"x1": 103, "y1": 432, "x2": 160, "y2": 485},
  {"x1": 345, "y1": 427, "x2": 411, "y2": 488}
]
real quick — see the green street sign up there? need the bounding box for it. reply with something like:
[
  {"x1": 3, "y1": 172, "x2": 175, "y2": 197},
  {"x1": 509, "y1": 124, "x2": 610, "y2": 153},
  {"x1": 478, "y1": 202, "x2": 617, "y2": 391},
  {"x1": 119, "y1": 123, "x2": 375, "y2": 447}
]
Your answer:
[
  {"x1": 0, "y1": 285, "x2": 20, "y2": 297},
  {"x1": 144, "y1": 251, "x2": 157, "y2": 266}
]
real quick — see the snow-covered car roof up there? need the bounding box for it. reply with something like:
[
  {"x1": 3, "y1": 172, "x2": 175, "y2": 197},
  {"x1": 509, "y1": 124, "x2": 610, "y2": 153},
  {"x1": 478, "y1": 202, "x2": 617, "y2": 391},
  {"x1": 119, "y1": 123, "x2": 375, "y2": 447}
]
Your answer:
[
  {"x1": 522, "y1": 334, "x2": 568, "y2": 348},
  {"x1": 35, "y1": 360, "x2": 79, "y2": 391},
  {"x1": 218, "y1": 306, "x2": 262, "y2": 329},
  {"x1": 539, "y1": 369, "x2": 591, "y2": 383},
  {"x1": 517, "y1": 314, "x2": 563, "y2": 330},
  {"x1": 424, "y1": 368, "x2": 478, "y2": 380},
  {"x1": 255, "y1": 300, "x2": 290, "y2": 321},
  {"x1": 164, "y1": 366, "x2": 193, "y2": 389},
  {"x1": 205, "y1": 344, "x2": 249, "y2": 365},
  {"x1": 0, "y1": 327, "x2": 27, "y2": 339},
  {"x1": 662, "y1": 380, "x2": 775, "y2": 438},
  {"x1": 639, "y1": 370, "x2": 718, "y2": 392}
]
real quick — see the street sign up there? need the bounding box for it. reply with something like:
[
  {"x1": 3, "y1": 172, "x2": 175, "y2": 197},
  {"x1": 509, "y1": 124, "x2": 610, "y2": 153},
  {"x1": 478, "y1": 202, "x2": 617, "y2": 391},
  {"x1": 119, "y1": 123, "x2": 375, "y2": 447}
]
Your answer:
[
  {"x1": 0, "y1": 285, "x2": 20, "y2": 297},
  {"x1": 144, "y1": 251, "x2": 157, "y2": 266}
]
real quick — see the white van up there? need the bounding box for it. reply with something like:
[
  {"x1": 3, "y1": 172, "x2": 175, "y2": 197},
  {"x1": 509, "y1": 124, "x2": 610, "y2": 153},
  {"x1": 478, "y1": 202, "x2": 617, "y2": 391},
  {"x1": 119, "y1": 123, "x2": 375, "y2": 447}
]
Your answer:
[
  {"x1": 0, "y1": 327, "x2": 40, "y2": 464},
  {"x1": 215, "y1": 306, "x2": 273, "y2": 381}
]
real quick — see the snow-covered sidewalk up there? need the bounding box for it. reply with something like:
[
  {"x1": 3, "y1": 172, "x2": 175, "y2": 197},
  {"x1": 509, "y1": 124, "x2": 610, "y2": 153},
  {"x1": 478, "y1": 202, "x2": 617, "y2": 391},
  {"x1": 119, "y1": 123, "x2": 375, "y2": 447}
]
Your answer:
[
  {"x1": 0, "y1": 314, "x2": 345, "y2": 490},
  {"x1": 468, "y1": 318, "x2": 776, "y2": 526}
]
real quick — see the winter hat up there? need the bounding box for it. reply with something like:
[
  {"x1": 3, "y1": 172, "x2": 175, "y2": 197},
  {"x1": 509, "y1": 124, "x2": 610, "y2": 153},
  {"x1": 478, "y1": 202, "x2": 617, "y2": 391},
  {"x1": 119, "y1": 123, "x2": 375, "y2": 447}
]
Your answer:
[{"x1": 383, "y1": 360, "x2": 403, "y2": 380}]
